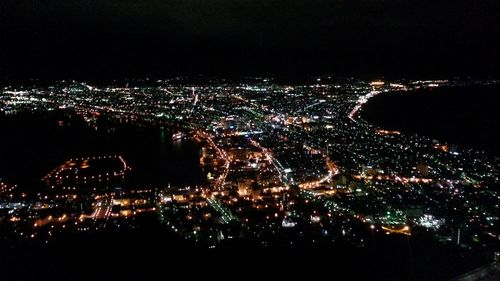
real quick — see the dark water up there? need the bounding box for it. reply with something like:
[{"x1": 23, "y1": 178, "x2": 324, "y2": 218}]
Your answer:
[
  {"x1": 0, "y1": 112, "x2": 489, "y2": 281},
  {"x1": 362, "y1": 85, "x2": 500, "y2": 156},
  {"x1": 0, "y1": 111, "x2": 205, "y2": 190}
]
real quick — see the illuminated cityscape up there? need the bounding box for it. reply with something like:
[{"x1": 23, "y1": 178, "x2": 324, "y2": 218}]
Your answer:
[
  {"x1": 2, "y1": 0, "x2": 500, "y2": 279},
  {"x1": 0, "y1": 77, "x2": 499, "y2": 280}
]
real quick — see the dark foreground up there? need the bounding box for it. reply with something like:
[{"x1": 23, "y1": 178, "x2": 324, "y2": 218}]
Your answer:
[{"x1": 0, "y1": 215, "x2": 490, "y2": 281}]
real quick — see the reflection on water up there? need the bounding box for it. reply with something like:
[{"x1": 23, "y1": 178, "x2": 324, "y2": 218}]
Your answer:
[{"x1": 0, "y1": 111, "x2": 205, "y2": 191}]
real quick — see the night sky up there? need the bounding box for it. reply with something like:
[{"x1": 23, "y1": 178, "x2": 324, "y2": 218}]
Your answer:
[{"x1": 1, "y1": 0, "x2": 499, "y2": 80}]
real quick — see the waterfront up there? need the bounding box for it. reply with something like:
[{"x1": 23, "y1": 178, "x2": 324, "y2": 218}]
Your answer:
[
  {"x1": 0, "y1": 111, "x2": 205, "y2": 191},
  {"x1": 0, "y1": 79, "x2": 498, "y2": 281},
  {"x1": 361, "y1": 85, "x2": 500, "y2": 157}
]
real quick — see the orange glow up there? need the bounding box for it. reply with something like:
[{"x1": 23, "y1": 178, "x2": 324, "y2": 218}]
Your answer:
[
  {"x1": 375, "y1": 129, "x2": 401, "y2": 136},
  {"x1": 381, "y1": 225, "x2": 411, "y2": 236}
]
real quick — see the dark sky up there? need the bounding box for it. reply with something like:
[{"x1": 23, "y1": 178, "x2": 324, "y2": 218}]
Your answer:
[{"x1": 1, "y1": 0, "x2": 499, "y2": 80}]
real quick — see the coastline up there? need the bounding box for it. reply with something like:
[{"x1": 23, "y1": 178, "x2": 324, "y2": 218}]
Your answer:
[{"x1": 356, "y1": 84, "x2": 500, "y2": 157}]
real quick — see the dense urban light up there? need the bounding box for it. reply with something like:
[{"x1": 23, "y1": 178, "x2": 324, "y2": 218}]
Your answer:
[
  {"x1": 1, "y1": 78, "x2": 499, "y2": 280},
  {"x1": 1, "y1": 1, "x2": 500, "y2": 280}
]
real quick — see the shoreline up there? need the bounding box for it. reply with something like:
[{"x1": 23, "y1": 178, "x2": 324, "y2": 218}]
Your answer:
[{"x1": 354, "y1": 84, "x2": 500, "y2": 157}]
